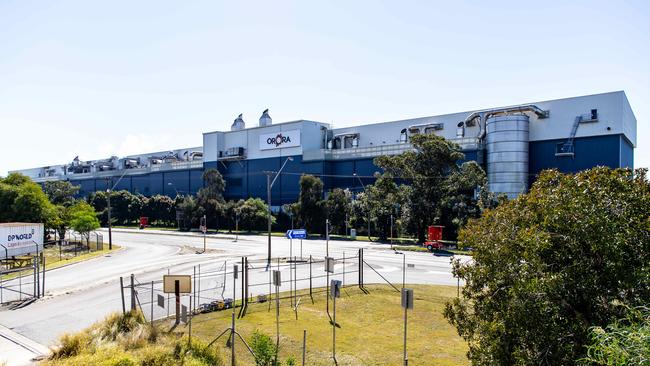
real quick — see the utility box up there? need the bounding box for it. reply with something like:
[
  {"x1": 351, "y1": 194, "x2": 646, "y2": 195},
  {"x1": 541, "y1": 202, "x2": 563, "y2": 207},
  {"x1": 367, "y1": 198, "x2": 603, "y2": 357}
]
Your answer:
[
  {"x1": 0, "y1": 223, "x2": 44, "y2": 260},
  {"x1": 350, "y1": 229, "x2": 356, "y2": 240},
  {"x1": 401, "y1": 288, "x2": 414, "y2": 310},
  {"x1": 330, "y1": 280, "x2": 342, "y2": 298},
  {"x1": 325, "y1": 257, "x2": 335, "y2": 273},
  {"x1": 273, "y1": 270, "x2": 282, "y2": 287}
]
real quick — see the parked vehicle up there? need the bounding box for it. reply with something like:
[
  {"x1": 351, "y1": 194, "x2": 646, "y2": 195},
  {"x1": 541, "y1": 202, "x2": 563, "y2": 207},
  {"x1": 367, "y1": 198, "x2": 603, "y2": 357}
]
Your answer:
[{"x1": 423, "y1": 225, "x2": 444, "y2": 251}]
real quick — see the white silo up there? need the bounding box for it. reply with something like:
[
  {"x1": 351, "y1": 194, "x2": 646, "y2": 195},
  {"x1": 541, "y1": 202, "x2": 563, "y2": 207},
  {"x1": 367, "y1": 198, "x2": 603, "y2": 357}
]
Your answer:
[{"x1": 486, "y1": 114, "x2": 529, "y2": 199}]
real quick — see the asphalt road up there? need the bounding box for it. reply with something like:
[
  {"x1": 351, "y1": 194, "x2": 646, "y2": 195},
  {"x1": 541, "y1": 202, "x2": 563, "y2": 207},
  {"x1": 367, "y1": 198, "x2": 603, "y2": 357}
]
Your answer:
[{"x1": 0, "y1": 228, "x2": 468, "y2": 364}]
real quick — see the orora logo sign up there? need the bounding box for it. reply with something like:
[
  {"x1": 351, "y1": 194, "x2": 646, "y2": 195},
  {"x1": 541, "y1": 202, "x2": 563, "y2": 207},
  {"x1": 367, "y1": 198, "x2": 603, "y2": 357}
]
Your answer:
[
  {"x1": 267, "y1": 133, "x2": 292, "y2": 147},
  {"x1": 259, "y1": 129, "x2": 300, "y2": 150}
]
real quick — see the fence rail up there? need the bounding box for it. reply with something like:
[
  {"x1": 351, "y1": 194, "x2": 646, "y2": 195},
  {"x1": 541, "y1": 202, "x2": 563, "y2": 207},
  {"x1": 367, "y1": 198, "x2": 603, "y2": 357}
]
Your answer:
[{"x1": 121, "y1": 250, "x2": 371, "y2": 324}]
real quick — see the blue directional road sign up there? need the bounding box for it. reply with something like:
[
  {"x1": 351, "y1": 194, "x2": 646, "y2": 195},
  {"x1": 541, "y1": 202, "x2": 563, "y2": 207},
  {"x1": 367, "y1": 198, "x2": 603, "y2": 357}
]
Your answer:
[{"x1": 286, "y1": 229, "x2": 307, "y2": 239}]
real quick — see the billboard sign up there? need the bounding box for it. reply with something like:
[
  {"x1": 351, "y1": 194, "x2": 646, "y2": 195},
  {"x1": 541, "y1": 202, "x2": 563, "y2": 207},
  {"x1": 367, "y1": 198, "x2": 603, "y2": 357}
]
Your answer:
[
  {"x1": 259, "y1": 129, "x2": 301, "y2": 150},
  {"x1": 0, "y1": 223, "x2": 44, "y2": 259}
]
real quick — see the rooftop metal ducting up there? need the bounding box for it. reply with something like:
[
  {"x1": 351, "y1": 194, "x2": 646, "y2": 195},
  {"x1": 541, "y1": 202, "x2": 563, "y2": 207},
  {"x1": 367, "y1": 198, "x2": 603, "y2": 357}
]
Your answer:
[
  {"x1": 259, "y1": 109, "x2": 272, "y2": 127},
  {"x1": 231, "y1": 114, "x2": 245, "y2": 131}
]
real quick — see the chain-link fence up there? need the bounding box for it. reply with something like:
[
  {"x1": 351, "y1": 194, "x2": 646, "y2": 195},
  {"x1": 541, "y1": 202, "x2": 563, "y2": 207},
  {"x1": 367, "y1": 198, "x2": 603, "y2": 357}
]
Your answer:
[
  {"x1": 121, "y1": 250, "x2": 370, "y2": 324},
  {"x1": 0, "y1": 231, "x2": 107, "y2": 306}
]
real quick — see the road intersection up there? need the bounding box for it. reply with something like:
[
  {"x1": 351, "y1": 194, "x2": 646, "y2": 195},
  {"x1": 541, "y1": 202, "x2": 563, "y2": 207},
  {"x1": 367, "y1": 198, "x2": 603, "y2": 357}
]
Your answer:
[{"x1": 0, "y1": 228, "x2": 468, "y2": 365}]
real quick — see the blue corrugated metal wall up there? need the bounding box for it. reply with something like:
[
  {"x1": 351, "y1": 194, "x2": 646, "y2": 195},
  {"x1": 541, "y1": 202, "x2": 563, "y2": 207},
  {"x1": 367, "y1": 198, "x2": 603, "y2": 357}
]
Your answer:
[
  {"x1": 69, "y1": 134, "x2": 628, "y2": 201},
  {"x1": 529, "y1": 134, "x2": 625, "y2": 182}
]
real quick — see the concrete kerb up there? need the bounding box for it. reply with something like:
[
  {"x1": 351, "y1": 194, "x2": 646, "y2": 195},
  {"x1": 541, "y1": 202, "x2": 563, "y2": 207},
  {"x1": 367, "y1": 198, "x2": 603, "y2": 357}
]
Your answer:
[
  {"x1": 0, "y1": 324, "x2": 50, "y2": 362},
  {"x1": 101, "y1": 228, "x2": 248, "y2": 242}
]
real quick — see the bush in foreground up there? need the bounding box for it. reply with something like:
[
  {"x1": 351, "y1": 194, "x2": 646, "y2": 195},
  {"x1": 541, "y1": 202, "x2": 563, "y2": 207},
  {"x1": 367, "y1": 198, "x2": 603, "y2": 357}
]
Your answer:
[
  {"x1": 445, "y1": 167, "x2": 650, "y2": 365},
  {"x1": 581, "y1": 306, "x2": 650, "y2": 365},
  {"x1": 45, "y1": 310, "x2": 224, "y2": 366}
]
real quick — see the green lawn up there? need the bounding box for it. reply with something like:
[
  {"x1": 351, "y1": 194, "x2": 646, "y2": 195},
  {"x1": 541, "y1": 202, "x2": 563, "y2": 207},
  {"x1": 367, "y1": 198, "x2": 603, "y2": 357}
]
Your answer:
[{"x1": 172, "y1": 284, "x2": 468, "y2": 366}]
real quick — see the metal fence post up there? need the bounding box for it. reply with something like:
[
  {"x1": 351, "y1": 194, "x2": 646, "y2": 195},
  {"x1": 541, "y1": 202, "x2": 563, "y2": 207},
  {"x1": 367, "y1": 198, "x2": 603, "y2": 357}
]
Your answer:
[
  {"x1": 41, "y1": 252, "x2": 45, "y2": 297},
  {"x1": 198, "y1": 264, "x2": 201, "y2": 313},
  {"x1": 358, "y1": 249, "x2": 362, "y2": 288},
  {"x1": 130, "y1": 274, "x2": 136, "y2": 311},
  {"x1": 193, "y1": 266, "x2": 196, "y2": 314},
  {"x1": 33, "y1": 255, "x2": 37, "y2": 298},
  {"x1": 119, "y1": 276, "x2": 126, "y2": 314},
  {"x1": 150, "y1": 281, "x2": 154, "y2": 324},
  {"x1": 309, "y1": 255, "x2": 313, "y2": 299},
  {"x1": 302, "y1": 329, "x2": 307, "y2": 366}
]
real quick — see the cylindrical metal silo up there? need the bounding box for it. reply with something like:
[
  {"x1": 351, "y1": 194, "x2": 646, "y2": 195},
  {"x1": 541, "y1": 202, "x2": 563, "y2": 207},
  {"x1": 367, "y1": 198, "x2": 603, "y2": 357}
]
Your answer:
[{"x1": 486, "y1": 114, "x2": 529, "y2": 199}]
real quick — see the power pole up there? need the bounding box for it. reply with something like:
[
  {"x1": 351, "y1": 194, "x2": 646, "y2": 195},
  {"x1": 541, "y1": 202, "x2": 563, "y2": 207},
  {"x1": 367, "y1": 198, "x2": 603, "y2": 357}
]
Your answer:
[
  {"x1": 266, "y1": 173, "x2": 272, "y2": 267},
  {"x1": 106, "y1": 181, "x2": 113, "y2": 250}
]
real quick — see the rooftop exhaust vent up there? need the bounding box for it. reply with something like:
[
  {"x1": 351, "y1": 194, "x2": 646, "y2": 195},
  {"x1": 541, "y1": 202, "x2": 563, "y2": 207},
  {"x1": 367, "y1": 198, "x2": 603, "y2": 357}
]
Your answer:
[
  {"x1": 259, "y1": 108, "x2": 272, "y2": 127},
  {"x1": 231, "y1": 113, "x2": 245, "y2": 131}
]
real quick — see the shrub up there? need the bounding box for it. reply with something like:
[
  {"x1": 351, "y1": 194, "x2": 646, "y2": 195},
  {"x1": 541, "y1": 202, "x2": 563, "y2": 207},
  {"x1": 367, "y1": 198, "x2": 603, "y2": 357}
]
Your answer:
[
  {"x1": 50, "y1": 332, "x2": 91, "y2": 359},
  {"x1": 581, "y1": 306, "x2": 650, "y2": 365},
  {"x1": 250, "y1": 330, "x2": 278, "y2": 366},
  {"x1": 445, "y1": 168, "x2": 650, "y2": 365}
]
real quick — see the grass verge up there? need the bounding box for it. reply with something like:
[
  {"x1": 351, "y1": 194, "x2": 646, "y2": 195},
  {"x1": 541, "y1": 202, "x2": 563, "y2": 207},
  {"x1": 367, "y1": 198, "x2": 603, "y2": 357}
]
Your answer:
[
  {"x1": 176, "y1": 284, "x2": 468, "y2": 365},
  {"x1": 44, "y1": 284, "x2": 467, "y2": 365},
  {"x1": 1, "y1": 245, "x2": 121, "y2": 281}
]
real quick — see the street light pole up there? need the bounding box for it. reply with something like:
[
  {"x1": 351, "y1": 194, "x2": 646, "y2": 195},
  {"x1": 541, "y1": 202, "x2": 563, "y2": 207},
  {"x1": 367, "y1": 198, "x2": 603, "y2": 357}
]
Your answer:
[
  {"x1": 105, "y1": 169, "x2": 128, "y2": 250},
  {"x1": 266, "y1": 157, "x2": 294, "y2": 267},
  {"x1": 107, "y1": 188, "x2": 113, "y2": 250}
]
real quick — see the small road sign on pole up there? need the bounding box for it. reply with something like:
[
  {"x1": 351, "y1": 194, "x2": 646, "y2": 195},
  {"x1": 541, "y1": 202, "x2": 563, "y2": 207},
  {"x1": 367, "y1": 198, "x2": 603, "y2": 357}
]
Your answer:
[
  {"x1": 331, "y1": 279, "x2": 342, "y2": 363},
  {"x1": 286, "y1": 229, "x2": 307, "y2": 239},
  {"x1": 402, "y1": 288, "x2": 414, "y2": 366}
]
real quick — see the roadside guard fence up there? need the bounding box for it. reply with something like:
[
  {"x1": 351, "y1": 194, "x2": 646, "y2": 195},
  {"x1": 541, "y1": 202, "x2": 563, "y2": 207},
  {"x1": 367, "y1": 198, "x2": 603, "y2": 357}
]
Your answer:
[
  {"x1": 0, "y1": 231, "x2": 106, "y2": 306},
  {"x1": 0, "y1": 252, "x2": 46, "y2": 307},
  {"x1": 64, "y1": 231, "x2": 104, "y2": 254},
  {"x1": 119, "y1": 249, "x2": 385, "y2": 324},
  {"x1": 117, "y1": 248, "x2": 412, "y2": 365}
]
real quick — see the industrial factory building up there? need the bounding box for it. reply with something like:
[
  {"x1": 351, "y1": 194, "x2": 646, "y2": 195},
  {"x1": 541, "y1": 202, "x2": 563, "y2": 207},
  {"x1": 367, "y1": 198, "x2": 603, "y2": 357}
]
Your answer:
[{"x1": 13, "y1": 91, "x2": 636, "y2": 205}]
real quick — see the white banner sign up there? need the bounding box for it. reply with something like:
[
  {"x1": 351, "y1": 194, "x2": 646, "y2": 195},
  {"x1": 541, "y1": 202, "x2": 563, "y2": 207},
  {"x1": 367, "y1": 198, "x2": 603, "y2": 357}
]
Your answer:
[
  {"x1": 0, "y1": 223, "x2": 44, "y2": 259},
  {"x1": 259, "y1": 130, "x2": 301, "y2": 150}
]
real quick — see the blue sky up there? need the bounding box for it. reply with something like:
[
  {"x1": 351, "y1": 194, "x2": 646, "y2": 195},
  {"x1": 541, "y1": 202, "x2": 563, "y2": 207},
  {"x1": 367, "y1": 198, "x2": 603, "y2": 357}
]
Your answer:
[{"x1": 1, "y1": 0, "x2": 648, "y2": 175}]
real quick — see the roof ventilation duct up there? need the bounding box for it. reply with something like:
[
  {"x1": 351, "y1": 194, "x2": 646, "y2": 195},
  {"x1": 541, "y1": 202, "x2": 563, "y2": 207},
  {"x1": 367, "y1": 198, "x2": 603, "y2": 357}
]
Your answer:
[
  {"x1": 259, "y1": 108, "x2": 272, "y2": 127},
  {"x1": 231, "y1": 114, "x2": 245, "y2": 131}
]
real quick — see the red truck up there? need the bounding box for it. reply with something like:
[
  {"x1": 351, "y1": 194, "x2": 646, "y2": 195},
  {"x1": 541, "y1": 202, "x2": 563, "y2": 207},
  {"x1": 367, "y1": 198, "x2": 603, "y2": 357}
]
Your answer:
[{"x1": 423, "y1": 225, "x2": 444, "y2": 251}]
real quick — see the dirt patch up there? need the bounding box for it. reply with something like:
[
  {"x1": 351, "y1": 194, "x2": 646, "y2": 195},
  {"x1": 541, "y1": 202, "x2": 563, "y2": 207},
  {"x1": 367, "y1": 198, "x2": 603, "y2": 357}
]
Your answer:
[{"x1": 177, "y1": 245, "x2": 225, "y2": 255}]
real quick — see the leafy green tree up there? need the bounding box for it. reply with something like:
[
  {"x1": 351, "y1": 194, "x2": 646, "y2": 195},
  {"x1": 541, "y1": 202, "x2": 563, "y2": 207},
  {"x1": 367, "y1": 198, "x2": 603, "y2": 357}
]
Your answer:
[
  {"x1": 88, "y1": 190, "x2": 108, "y2": 225},
  {"x1": 237, "y1": 198, "x2": 273, "y2": 232},
  {"x1": 88, "y1": 190, "x2": 144, "y2": 225},
  {"x1": 196, "y1": 168, "x2": 226, "y2": 229},
  {"x1": 324, "y1": 188, "x2": 352, "y2": 235},
  {"x1": 439, "y1": 161, "x2": 486, "y2": 239},
  {"x1": 444, "y1": 167, "x2": 650, "y2": 365},
  {"x1": 68, "y1": 201, "x2": 100, "y2": 246},
  {"x1": 360, "y1": 175, "x2": 403, "y2": 240},
  {"x1": 176, "y1": 195, "x2": 204, "y2": 231},
  {"x1": 0, "y1": 173, "x2": 57, "y2": 228},
  {"x1": 296, "y1": 174, "x2": 325, "y2": 235},
  {"x1": 375, "y1": 134, "x2": 464, "y2": 242},
  {"x1": 43, "y1": 180, "x2": 80, "y2": 207},
  {"x1": 143, "y1": 195, "x2": 176, "y2": 226}
]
